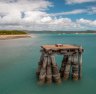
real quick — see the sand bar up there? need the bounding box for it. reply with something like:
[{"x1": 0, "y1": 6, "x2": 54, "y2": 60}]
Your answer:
[{"x1": 0, "y1": 34, "x2": 31, "y2": 40}]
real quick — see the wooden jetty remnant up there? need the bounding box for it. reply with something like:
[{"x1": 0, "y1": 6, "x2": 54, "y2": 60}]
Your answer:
[{"x1": 36, "y1": 44, "x2": 83, "y2": 84}]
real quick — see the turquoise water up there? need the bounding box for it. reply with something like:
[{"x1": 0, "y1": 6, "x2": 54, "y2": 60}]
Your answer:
[{"x1": 0, "y1": 34, "x2": 96, "y2": 94}]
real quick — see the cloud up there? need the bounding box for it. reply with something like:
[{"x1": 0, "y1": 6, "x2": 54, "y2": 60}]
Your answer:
[
  {"x1": 50, "y1": 6, "x2": 96, "y2": 16},
  {"x1": 0, "y1": 0, "x2": 96, "y2": 31},
  {"x1": 76, "y1": 18, "x2": 96, "y2": 27},
  {"x1": 0, "y1": 0, "x2": 52, "y2": 28},
  {"x1": 88, "y1": 7, "x2": 96, "y2": 14},
  {"x1": 0, "y1": 0, "x2": 53, "y2": 11},
  {"x1": 51, "y1": 9, "x2": 86, "y2": 16},
  {"x1": 66, "y1": 0, "x2": 96, "y2": 4}
]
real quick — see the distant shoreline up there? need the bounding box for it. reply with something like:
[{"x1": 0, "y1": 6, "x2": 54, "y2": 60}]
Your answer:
[
  {"x1": 0, "y1": 34, "x2": 31, "y2": 40},
  {"x1": 0, "y1": 30, "x2": 32, "y2": 40},
  {"x1": 26, "y1": 30, "x2": 96, "y2": 34}
]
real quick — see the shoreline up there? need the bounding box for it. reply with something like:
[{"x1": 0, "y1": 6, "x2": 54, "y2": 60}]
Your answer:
[{"x1": 0, "y1": 34, "x2": 31, "y2": 40}]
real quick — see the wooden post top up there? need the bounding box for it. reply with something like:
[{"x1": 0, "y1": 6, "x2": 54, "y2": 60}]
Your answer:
[{"x1": 41, "y1": 44, "x2": 83, "y2": 51}]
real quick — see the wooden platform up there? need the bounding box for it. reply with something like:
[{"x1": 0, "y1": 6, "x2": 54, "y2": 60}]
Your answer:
[
  {"x1": 41, "y1": 44, "x2": 83, "y2": 51},
  {"x1": 37, "y1": 44, "x2": 84, "y2": 84}
]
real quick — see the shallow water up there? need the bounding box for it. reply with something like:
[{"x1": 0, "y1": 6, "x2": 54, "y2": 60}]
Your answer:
[{"x1": 0, "y1": 34, "x2": 96, "y2": 94}]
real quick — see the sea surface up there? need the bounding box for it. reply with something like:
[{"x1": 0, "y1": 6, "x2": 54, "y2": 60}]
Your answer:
[{"x1": 0, "y1": 34, "x2": 96, "y2": 94}]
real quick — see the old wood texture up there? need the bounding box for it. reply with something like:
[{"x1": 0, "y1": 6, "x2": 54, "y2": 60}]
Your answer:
[
  {"x1": 41, "y1": 44, "x2": 81, "y2": 51},
  {"x1": 39, "y1": 55, "x2": 47, "y2": 84},
  {"x1": 36, "y1": 52, "x2": 44, "y2": 76},
  {"x1": 37, "y1": 44, "x2": 83, "y2": 84},
  {"x1": 63, "y1": 55, "x2": 71, "y2": 80},
  {"x1": 50, "y1": 55, "x2": 61, "y2": 83},
  {"x1": 46, "y1": 56, "x2": 52, "y2": 84},
  {"x1": 79, "y1": 50, "x2": 82, "y2": 79},
  {"x1": 60, "y1": 55, "x2": 68, "y2": 77}
]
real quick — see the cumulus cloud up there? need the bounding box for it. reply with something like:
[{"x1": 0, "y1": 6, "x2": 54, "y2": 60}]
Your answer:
[
  {"x1": 77, "y1": 18, "x2": 96, "y2": 27},
  {"x1": 0, "y1": 0, "x2": 52, "y2": 11},
  {"x1": 0, "y1": 0, "x2": 53, "y2": 30},
  {"x1": 0, "y1": 0, "x2": 96, "y2": 31},
  {"x1": 66, "y1": 0, "x2": 96, "y2": 4}
]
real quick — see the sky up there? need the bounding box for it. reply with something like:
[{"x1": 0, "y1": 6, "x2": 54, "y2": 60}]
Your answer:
[{"x1": 0, "y1": 0, "x2": 96, "y2": 31}]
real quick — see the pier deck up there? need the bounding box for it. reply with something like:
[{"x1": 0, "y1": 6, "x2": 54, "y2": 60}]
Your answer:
[{"x1": 41, "y1": 44, "x2": 83, "y2": 51}]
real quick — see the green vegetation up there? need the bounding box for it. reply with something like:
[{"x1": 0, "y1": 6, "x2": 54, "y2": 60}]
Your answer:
[{"x1": 0, "y1": 30, "x2": 27, "y2": 35}]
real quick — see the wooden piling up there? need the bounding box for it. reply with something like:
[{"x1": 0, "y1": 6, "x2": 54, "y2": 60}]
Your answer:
[
  {"x1": 36, "y1": 44, "x2": 83, "y2": 84},
  {"x1": 72, "y1": 63, "x2": 79, "y2": 80},
  {"x1": 60, "y1": 55, "x2": 68, "y2": 77},
  {"x1": 72, "y1": 53, "x2": 79, "y2": 80},
  {"x1": 63, "y1": 55, "x2": 71, "y2": 80},
  {"x1": 36, "y1": 52, "x2": 44, "y2": 76},
  {"x1": 52, "y1": 65, "x2": 61, "y2": 83},
  {"x1": 46, "y1": 56, "x2": 52, "y2": 84},
  {"x1": 50, "y1": 55, "x2": 61, "y2": 83},
  {"x1": 79, "y1": 51, "x2": 82, "y2": 79},
  {"x1": 39, "y1": 55, "x2": 47, "y2": 84}
]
